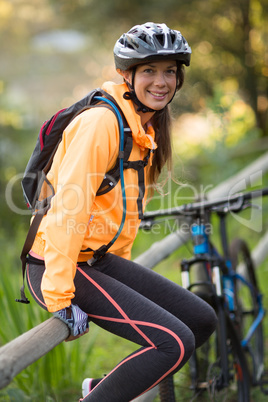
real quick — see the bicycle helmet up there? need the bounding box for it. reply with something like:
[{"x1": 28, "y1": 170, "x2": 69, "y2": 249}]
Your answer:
[
  {"x1": 114, "y1": 22, "x2": 191, "y2": 113},
  {"x1": 114, "y1": 22, "x2": 191, "y2": 71}
]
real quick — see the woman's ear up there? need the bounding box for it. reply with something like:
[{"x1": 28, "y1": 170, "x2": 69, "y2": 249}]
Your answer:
[{"x1": 117, "y1": 68, "x2": 132, "y2": 85}]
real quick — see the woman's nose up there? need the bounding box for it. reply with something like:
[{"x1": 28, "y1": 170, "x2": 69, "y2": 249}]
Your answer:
[{"x1": 154, "y1": 72, "x2": 166, "y2": 86}]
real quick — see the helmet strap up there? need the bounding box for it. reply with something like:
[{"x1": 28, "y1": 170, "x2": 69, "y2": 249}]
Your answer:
[
  {"x1": 123, "y1": 68, "x2": 156, "y2": 113},
  {"x1": 123, "y1": 90, "x2": 156, "y2": 113}
]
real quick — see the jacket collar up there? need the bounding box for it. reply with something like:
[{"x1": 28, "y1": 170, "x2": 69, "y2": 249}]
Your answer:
[{"x1": 102, "y1": 81, "x2": 157, "y2": 151}]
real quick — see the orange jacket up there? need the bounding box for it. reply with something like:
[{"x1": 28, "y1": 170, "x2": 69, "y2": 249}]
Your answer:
[{"x1": 31, "y1": 81, "x2": 157, "y2": 312}]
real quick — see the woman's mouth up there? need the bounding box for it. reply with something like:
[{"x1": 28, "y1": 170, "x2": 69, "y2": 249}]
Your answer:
[{"x1": 148, "y1": 91, "x2": 168, "y2": 100}]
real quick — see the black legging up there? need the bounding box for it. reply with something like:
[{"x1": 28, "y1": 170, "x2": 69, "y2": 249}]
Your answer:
[{"x1": 27, "y1": 253, "x2": 217, "y2": 401}]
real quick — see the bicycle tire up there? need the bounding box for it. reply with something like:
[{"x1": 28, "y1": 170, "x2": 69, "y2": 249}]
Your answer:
[
  {"x1": 189, "y1": 301, "x2": 250, "y2": 401},
  {"x1": 227, "y1": 311, "x2": 251, "y2": 401},
  {"x1": 230, "y1": 238, "x2": 265, "y2": 386},
  {"x1": 158, "y1": 376, "x2": 176, "y2": 402}
]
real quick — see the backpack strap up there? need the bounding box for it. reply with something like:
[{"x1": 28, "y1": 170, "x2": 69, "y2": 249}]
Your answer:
[
  {"x1": 17, "y1": 203, "x2": 50, "y2": 303},
  {"x1": 97, "y1": 133, "x2": 151, "y2": 219},
  {"x1": 123, "y1": 150, "x2": 152, "y2": 219},
  {"x1": 87, "y1": 96, "x2": 128, "y2": 266},
  {"x1": 96, "y1": 131, "x2": 133, "y2": 196}
]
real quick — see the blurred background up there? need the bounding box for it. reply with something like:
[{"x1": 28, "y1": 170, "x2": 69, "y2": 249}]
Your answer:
[{"x1": 0, "y1": 0, "x2": 268, "y2": 400}]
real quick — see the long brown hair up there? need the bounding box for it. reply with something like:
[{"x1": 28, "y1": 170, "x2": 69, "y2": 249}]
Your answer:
[{"x1": 149, "y1": 64, "x2": 185, "y2": 185}]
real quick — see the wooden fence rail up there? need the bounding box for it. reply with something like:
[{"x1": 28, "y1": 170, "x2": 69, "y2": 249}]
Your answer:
[
  {"x1": 1, "y1": 150, "x2": 268, "y2": 400},
  {"x1": 0, "y1": 317, "x2": 69, "y2": 389}
]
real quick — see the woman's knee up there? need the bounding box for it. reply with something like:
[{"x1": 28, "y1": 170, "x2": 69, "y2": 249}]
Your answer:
[
  {"x1": 180, "y1": 325, "x2": 195, "y2": 362},
  {"x1": 196, "y1": 302, "x2": 217, "y2": 348},
  {"x1": 162, "y1": 323, "x2": 195, "y2": 367}
]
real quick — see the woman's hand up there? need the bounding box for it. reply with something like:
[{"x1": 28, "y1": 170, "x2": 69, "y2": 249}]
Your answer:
[
  {"x1": 53, "y1": 304, "x2": 89, "y2": 342},
  {"x1": 65, "y1": 327, "x2": 89, "y2": 342}
]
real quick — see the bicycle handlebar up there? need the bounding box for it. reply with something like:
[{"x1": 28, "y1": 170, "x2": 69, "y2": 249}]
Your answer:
[{"x1": 142, "y1": 187, "x2": 268, "y2": 222}]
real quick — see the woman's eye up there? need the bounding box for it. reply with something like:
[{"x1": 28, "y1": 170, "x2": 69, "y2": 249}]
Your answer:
[
  {"x1": 167, "y1": 69, "x2": 176, "y2": 74},
  {"x1": 144, "y1": 68, "x2": 153, "y2": 73}
]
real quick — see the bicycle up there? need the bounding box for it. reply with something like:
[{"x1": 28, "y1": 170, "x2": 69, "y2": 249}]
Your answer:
[{"x1": 140, "y1": 187, "x2": 268, "y2": 401}]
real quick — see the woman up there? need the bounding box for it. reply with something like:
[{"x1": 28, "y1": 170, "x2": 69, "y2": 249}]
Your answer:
[{"x1": 26, "y1": 22, "x2": 217, "y2": 401}]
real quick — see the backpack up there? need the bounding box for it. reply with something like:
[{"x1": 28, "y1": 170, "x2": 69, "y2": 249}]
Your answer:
[{"x1": 17, "y1": 88, "x2": 151, "y2": 304}]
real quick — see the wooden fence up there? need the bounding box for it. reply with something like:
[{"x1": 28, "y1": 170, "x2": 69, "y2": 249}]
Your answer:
[{"x1": 1, "y1": 151, "x2": 268, "y2": 401}]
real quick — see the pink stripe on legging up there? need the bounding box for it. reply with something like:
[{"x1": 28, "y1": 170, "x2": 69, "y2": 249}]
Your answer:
[
  {"x1": 88, "y1": 313, "x2": 185, "y2": 395},
  {"x1": 26, "y1": 264, "x2": 47, "y2": 308},
  {"x1": 77, "y1": 267, "x2": 157, "y2": 349}
]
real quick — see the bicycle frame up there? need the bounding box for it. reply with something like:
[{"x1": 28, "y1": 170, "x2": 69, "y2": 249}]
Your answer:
[
  {"x1": 180, "y1": 218, "x2": 234, "y2": 391},
  {"x1": 181, "y1": 211, "x2": 265, "y2": 352}
]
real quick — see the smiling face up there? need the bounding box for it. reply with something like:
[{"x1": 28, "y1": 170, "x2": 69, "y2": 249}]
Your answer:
[
  {"x1": 122, "y1": 60, "x2": 178, "y2": 112},
  {"x1": 134, "y1": 60, "x2": 177, "y2": 110}
]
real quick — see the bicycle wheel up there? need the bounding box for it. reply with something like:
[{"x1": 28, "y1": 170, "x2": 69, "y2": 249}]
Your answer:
[
  {"x1": 230, "y1": 238, "x2": 264, "y2": 386},
  {"x1": 158, "y1": 376, "x2": 176, "y2": 402},
  {"x1": 189, "y1": 306, "x2": 250, "y2": 401},
  {"x1": 157, "y1": 366, "x2": 196, "y2": 401}
]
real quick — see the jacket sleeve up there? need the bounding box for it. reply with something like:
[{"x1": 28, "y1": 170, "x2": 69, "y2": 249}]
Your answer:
[{"x1": 41, "y1": 107, "x2": 119, "y2": 312}]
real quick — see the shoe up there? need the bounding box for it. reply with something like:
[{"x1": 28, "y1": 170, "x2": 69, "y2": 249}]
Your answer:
[
  {"x1": 82, "y1": 378, "x2": 103, "y2": 398},
  {"x1": 82, "y1": 378, "x2": 93, "y2": 398}
]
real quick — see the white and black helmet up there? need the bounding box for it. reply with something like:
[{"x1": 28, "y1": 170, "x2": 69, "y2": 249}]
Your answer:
[{"x1": 114, "y1": 22, "x2": 191, "y2": 71}]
